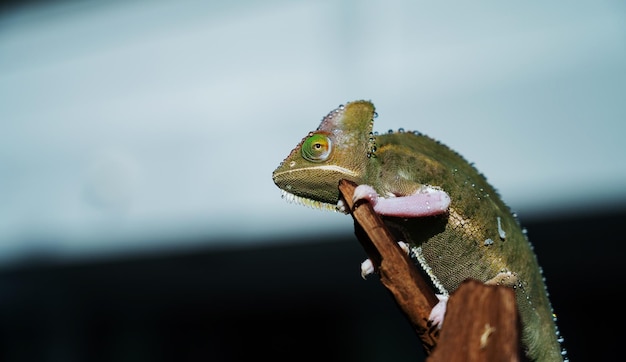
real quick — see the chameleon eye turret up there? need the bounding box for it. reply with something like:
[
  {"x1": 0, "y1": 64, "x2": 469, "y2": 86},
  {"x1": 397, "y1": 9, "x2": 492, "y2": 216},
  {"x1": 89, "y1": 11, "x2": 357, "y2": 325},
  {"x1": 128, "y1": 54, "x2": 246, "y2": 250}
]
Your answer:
[{"x1": 301, "y1": 133, "x2": 332, "y2": 162}]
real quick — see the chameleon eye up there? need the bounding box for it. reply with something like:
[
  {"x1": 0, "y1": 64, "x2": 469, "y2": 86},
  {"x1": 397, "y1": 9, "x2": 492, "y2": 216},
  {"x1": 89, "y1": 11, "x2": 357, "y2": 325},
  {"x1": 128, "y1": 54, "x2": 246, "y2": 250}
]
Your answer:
[{"x1": 302, "y1": 133, "x2": 332, "y2": 162}]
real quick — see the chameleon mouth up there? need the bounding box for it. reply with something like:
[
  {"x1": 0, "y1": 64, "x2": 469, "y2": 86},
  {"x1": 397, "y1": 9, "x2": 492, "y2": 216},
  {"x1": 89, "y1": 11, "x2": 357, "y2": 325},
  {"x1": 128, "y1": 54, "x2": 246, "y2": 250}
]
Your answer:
[{"x1": 280, "y1": 190, "x2": 339, "y2": 212}]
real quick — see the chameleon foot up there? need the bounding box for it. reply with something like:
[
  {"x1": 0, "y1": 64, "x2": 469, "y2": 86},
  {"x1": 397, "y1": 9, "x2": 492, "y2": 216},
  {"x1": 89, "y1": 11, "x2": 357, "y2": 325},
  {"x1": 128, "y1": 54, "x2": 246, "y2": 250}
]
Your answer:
[
  {"x1": 429, "y1": 294, "x2": 449, "y2": 329},
  {"x1": 360, "y1": 259, "x2": 374, "y2": 279},
  {"x1": 336, "y1": 199, "x2": 348, "y2": 214},
  {"x1": 360, "y1": 241, "x2": 410, "y2": 279},
  {"x1": 353, "y1": 184, "x2": 451, "y2": 217}
]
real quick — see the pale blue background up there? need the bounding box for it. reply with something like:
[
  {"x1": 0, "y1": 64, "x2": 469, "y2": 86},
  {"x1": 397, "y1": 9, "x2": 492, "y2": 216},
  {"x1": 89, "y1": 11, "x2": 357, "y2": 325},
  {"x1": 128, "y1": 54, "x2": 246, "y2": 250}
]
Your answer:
[{"x1": 1, "y1": 0, "x2": 625, "y2": 265}]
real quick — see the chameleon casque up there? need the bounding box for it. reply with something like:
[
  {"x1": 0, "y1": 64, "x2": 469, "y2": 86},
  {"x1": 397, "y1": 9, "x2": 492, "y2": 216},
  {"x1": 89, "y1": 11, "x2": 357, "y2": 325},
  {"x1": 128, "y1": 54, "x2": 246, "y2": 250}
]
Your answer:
[{"x1": 272, "y1": 100, "x2": 566, "y2": 361}]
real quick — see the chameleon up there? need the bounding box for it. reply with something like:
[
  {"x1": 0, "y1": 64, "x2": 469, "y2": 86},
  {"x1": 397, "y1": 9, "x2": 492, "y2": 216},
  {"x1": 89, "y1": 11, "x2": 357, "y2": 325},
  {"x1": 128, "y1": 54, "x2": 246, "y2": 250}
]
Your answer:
[{"x1": 272, "y1": 100, "x2": 566, "y2": 361}]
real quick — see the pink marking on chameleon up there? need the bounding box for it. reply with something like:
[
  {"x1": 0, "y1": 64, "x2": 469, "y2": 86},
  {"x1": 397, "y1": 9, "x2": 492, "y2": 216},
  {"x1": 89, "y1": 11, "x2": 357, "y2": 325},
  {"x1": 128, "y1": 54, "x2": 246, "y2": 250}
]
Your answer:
[{"x1": 353, "y1": 184, "x2": 451, "y2": 217}]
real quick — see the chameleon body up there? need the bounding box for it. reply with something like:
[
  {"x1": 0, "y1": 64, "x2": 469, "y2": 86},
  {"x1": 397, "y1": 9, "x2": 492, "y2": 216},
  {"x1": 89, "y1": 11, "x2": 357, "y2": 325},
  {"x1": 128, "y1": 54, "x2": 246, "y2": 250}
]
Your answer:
[{"x1": 272, "y1": 100, "x2": 565, "y2": 361}]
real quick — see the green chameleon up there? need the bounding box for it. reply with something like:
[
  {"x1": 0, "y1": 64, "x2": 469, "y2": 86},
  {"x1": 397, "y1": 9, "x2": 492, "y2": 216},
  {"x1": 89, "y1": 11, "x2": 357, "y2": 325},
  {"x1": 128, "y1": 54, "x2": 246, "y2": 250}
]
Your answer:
[{"x1": 272, "y1": 100, "x2": 566, "y2": 361}]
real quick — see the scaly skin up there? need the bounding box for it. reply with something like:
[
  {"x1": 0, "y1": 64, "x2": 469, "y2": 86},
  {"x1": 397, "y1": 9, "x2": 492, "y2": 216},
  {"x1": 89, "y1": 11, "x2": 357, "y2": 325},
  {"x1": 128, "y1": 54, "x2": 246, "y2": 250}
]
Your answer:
[{"x1": 272, "y1": 100, "x2": 565, "y2": 361}]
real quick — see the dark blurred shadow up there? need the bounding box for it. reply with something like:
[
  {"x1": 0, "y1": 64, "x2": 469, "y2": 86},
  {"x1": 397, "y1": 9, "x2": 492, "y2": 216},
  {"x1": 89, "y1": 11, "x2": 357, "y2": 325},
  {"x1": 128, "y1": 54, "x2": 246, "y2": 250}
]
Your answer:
[{"x1": 0, "y1": 206, "x2": 624, "y2": 361}]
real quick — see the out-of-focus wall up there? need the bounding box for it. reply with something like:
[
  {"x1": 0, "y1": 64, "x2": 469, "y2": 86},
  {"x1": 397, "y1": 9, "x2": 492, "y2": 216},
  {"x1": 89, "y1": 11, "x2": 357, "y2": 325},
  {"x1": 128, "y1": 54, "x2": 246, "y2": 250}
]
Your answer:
[{"x1": 1, "y1": 0, "x2": 625, "y2": 265}]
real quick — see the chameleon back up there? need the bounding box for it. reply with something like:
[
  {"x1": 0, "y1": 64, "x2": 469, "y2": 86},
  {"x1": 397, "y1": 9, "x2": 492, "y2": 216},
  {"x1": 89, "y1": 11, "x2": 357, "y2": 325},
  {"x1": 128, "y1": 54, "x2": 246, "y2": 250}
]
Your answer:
[{"x1": 373, "y1": 131, "x2": 564, "y2": 361}]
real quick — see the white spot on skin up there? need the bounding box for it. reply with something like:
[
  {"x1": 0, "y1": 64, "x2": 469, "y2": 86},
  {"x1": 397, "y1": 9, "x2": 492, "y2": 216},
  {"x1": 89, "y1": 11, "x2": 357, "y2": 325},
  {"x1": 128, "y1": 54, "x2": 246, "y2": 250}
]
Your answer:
[
  {"x1": 497, "y1": 216, "x2": 506, "y2": 240},
  {"x1": 397, "y1": 169, "x2": 411, "y2": 180},
  {"x1": 485, "y1": 271, "x2": 519, "y2": 287}
]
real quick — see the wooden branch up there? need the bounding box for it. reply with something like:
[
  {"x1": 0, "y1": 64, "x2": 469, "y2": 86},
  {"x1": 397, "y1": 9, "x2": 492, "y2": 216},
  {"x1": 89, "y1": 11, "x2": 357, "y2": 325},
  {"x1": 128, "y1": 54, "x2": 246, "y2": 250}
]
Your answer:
[
  {"x1": 427, "y1": 280, "x2": 521, "y2": 362},
  {"x1": 338, "y1": 179, "x2": 440, "y2": 353},
  {"x1": 338, "y1": 179, "x2": 522, "y2": 361}
]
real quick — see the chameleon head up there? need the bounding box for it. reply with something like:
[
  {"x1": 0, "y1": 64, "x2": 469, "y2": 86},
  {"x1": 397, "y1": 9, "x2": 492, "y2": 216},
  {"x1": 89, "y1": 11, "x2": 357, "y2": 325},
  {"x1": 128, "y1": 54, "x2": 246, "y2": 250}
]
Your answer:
[{"x1": 272, "y1": 100, "x2": 377, "y2": 210}]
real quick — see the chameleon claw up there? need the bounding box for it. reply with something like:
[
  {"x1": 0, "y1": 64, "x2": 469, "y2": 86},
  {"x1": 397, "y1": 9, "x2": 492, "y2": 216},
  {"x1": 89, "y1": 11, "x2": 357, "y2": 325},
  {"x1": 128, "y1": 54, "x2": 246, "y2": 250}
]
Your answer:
[
  {"x1": 360, "y1": 242, "x2": 410, "y2": 279},
  {"x1": 336, "y1": 199, "x2": 348, "y2": 213},
  {"x1": 353, "y1": 184, "x2": 379, "y2": 206},
  {"x1": 360, "y1": 259, "x2": 374, "y2": 279},
  {"x1": 429, "y1": 294, "x2": 449, "y2": 329},
  {"x1": 398, "y1": 241, "x2": 410, "y2": 254}
]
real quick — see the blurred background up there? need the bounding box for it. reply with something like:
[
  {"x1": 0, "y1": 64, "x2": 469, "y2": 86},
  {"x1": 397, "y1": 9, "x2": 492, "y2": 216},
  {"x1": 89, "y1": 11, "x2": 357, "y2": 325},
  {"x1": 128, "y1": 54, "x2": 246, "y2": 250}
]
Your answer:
[{"x1": 1, "y1": 0, "x2": 625, "y2": 360}]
